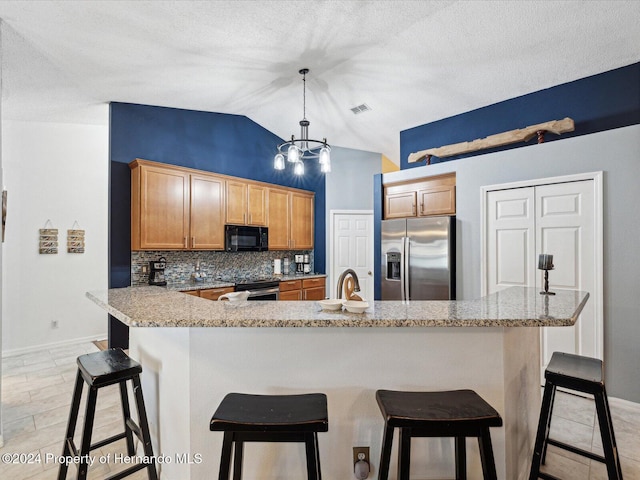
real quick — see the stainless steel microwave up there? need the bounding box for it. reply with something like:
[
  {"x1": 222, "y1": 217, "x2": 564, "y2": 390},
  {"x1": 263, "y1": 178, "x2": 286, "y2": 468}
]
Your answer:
[{"x1": 224, "y1": 225, "x2": 269, "y2": 252}]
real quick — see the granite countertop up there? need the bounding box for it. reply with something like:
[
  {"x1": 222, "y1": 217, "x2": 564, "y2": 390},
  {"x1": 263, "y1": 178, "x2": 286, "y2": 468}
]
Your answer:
[
  {"x1": 86, "y1": 286, "x2": 589, "y2": 328},
  {"x1": 168, "y1": 273, "x2": 327, "y2": 292}
]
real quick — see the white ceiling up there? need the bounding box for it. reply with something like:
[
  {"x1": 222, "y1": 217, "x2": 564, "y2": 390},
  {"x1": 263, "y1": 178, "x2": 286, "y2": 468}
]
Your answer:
[{"x1": 1, "y1": 1, "x2": 639, "y2": 162}]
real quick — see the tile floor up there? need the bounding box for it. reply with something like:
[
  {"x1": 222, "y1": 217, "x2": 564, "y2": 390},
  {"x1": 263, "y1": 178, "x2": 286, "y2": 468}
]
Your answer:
[{"x1": 1, "y1": 341, "x2": 640, "y2": 479}]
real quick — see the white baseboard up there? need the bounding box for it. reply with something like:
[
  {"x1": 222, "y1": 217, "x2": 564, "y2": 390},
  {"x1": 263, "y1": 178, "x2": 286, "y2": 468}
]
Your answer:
[
  {"x1": 1, "y1": 333, "x2": 107, "y2": 358},
  {"x1": 0, "y1": 434, "x2": 4, "y2": 448},
  {"x1": 610, "y1": 395, "x2": 640, "y2": 411}
]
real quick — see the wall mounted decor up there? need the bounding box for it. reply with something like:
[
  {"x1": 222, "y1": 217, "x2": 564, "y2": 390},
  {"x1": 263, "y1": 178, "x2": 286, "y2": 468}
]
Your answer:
[
  {"x1": 67, "y1": 221, "x2": 85, "y2": 253},
  {"x1": 408, "y1": 117, "x2": 575, "y2": 164},
  {"x1": 39, "y1": 220, "x2": 58, "y2": 254}
]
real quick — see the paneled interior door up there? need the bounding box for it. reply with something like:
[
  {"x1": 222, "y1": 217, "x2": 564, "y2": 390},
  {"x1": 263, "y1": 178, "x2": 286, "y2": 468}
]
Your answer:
[
  {"x1": 485, "y1": 178, "x2": 601, "y2": 380},
  {"x1": 331, "y1": 211, "x2": 374, "y2": 302}
]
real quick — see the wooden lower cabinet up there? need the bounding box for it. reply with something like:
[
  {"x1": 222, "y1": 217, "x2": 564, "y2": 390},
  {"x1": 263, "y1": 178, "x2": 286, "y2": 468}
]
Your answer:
[
  {"x1": 279, "y1": 290, "x2": 303, "y2": 301},
  {"x1": 182, "y1": 287, "x2": 235, "y2": 300},
  {"x1": 200, "y1": 287, "x2": 235, "y2": 301},
  {"x1": 279, "y1": 277, "x2": 326, "y2": 301}
]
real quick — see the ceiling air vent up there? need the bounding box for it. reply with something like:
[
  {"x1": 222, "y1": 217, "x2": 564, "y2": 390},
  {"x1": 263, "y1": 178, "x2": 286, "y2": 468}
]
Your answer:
[{"x1": 350, "y1": 103, "x2": 371, "y2": 115}]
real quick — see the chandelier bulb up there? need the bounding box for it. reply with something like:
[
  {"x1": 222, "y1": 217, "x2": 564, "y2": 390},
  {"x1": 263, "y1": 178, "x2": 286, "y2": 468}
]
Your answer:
[
  {"x1": 294, "y1": 161, "x2": 305, "y2": 176},
  {"x1": 287, "y1": 144, "x2": 299, "y2": 163},
  {"x1": 274, "y1": 154, "x2": 285, "y2": 170}
]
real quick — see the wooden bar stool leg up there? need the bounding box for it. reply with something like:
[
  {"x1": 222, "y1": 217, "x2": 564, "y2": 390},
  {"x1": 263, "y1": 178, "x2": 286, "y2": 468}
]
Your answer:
[
  {"x1": 594, "y1": 390, "x2": 623, "y2": 480},
  {"x1": 305, "y1": 432, "x2": 319, "y2": 480},
  {"x1": 540, "y1": 384, "x2": 557, "y2": 465},
  {"x1": 602, "y1": 389, "x2": 624, "y2": 480},
  {"x1": 377, "y1": 424, "x2": 394, "y2": 480},
  {"x1": 131, "y1": 375, "x2": 158, "y2": 480},
  {"x1": 77, "y1": 386, "x2": 98, "y2": 480},
  {"x1": 478, "y1": 428, "x2": 498, "y2": 480},
  {"x1": 397, "y1": 428, "x2": 411, "y2": 480},
  {"x1": 455, "y1": 436, "x2": 467, "y2": 480},
  {"x1": 232, "y1": 440, "x2": 243, "y2": 480},
  {"x1": 119, "y1": 380, "x2": 136, "y2": 456},
  {"x1": 219, "y1": 432, "x2": 234, "y2": 480},
  {"x1": 58, "y1": 371, "x2": 84, "y2": 480},
  {"x1": 529, "y1": 382, "x2": 555, "y2": 480},
  {"x1": 314, "y1": 432, "x2": 323, "y2": 480}
]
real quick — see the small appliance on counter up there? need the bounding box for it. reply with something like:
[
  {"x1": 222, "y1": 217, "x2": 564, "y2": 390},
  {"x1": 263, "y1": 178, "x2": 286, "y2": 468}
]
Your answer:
[
  {"x1": 273, "y1": 258, "x2": 282, "y2": 275},
  {"x1": 149, "y1": 256, "x2": 167, "y2": 286},
  {"x1": 294, "y1": 254, "x2": 311, "y2": 274}
]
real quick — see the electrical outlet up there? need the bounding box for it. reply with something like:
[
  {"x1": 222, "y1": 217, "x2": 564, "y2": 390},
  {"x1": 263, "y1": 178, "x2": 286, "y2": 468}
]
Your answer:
[
  {"x1": 352, "y1": 446, "x2": 369, "y2": 465},
  {"x1": 141, "y1": 265, "x2": 148, "y2": 274},
  {"x1": 51, "y1": 319, "x2": 59, "y2": 329}
]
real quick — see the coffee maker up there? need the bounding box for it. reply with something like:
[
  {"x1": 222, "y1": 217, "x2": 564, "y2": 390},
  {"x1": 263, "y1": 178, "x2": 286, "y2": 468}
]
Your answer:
[
  {"x1": 294, "y1": 254, "x2": 311, "y2": 274},
  {"x1": 149, "y1": 256, "x2": 167, "y2": 286}
]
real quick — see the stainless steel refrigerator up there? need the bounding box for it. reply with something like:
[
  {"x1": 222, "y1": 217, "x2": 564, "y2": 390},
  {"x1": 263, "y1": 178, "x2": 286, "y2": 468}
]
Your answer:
[{"x1": 381, "y1": 216, "x2": 456, "y2": 300}]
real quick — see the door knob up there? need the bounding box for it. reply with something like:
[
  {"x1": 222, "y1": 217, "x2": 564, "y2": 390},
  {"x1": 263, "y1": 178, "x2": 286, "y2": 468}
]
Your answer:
[{"x1": 368, "y1": 271, "x2": 372, "y2": 276}]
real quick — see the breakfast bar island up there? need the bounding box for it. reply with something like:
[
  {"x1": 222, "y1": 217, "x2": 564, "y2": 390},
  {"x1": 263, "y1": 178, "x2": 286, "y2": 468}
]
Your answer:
[{"x1": 87, "y1": 287, "x2": 589, "y2": 480}]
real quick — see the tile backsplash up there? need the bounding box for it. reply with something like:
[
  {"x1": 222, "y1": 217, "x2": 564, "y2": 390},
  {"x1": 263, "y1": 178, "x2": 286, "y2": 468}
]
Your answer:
[{"x1": 131, "y1": 250, "x2": 314, "y2": 286}]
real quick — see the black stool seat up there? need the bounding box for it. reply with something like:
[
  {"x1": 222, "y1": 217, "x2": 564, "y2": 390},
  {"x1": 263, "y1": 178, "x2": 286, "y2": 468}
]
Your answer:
[
  {"x1": 210, "y1": 393, "x2": 328, "y2": 432},
  {"x1": 376, "y1": 389, "x2": 502, "y2": 480},
  {"x1": 210, "y1": 393, "x2": 328, "y2": 480},
  {"x1": 529, "y1": 352, "x2": 622, "y2": 480},
  {"x1": 77, "y1": 348, "x2": 142, "y2": 387},
  {"x1": 58, "y1": 348, "x2": 157, "y2": 480}
]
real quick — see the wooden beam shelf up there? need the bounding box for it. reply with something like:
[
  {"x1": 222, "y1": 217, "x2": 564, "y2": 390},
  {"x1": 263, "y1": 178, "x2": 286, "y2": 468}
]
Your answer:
[{"x1": 408, "y1": 117, "x2": 575, "y2": 164}]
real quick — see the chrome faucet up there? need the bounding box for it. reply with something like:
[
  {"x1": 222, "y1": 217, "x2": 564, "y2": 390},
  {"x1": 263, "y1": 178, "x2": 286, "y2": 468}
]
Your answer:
[{"x1": 336, "y1": 269, "x2": 361, "y2": 299}]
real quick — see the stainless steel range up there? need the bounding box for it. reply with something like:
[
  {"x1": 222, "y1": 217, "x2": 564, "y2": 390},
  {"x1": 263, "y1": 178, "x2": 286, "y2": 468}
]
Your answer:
[{"x1": 235, "y1": 279, "x2": 280, "y2": 300}]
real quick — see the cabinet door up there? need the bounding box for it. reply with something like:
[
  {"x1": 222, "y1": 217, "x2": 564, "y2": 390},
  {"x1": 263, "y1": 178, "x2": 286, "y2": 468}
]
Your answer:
[
  {"x1": 138, "y1": 165, "x2": 189, "y2": 249},
  {"x1": 418, "y1": 185, "x2": 455, "y2": 216},
  {"x1": 303, "y1": 286, "x2": 326, "y2": 301},
  {"x1": 182, "y1": 290, "x2": 200, "y2": 297},
  {"x1": 247, "y1": 184, "x2": 267, "y2": 226},
  {"x1": 385, "y1": 191, "x2": 417, "y2": 219},
  {"x1": 268, "y1": 188, "x2": 290, "y2": 250},
  {"x1": 226, "y1": 180, "x2": 247, "y2": 224},
  {"x1": 199, "y1": 287, "x2": 235, "y2": 301},
  {"x1": 290, "y1": 192, "x2": 314, "y2": 250},
  {"x1": 190, "y1": 174, "x2": 225, "y2": 249},
  {"x1": 279, "y1": 290, "x2": 302, "y2": 301}
]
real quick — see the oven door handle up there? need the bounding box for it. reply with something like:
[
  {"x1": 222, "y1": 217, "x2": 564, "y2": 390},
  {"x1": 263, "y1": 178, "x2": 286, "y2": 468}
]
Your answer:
[{"x1": 247, "y1": 287, "x2": 280, "y2": 297}]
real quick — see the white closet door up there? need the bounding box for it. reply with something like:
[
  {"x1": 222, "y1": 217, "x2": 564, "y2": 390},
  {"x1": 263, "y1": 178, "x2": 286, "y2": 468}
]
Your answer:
[
  {"x1": 485, "y1": 179, "x2": 600, "y2": 382},
  {"x1": 486, "y1": 187, "x2": 536, "y2": 294},
  {"x1": 536, "y1": 181, "x2": 596, "y2": 370}
]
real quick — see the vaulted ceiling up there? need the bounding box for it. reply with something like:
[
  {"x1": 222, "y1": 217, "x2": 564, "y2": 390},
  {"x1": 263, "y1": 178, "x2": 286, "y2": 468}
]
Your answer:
[{"x1": 1, "y1": 1, "x2": 639, "y2": 163}]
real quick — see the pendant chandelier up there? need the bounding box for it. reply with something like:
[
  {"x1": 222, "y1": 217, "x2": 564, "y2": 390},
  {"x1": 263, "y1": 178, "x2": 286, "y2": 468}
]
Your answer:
[{"x1": 274, "y1": 68, "x2": 331, "y2": 175}]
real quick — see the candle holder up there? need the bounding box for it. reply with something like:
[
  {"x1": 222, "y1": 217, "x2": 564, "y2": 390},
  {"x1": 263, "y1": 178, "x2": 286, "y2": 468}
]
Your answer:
[{"x1": 538, "y1": 254, "x2": 555, "y2": 295}]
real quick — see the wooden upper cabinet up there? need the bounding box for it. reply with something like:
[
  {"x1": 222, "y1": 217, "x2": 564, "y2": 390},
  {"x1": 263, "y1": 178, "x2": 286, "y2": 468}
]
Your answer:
[
  {"x1": 384, "y1": 173, "x2": 456, "y2": 220},
  {"x1": 226, "y1": 180, "x2": 248, "y2": 225},
  {"x1": 385, "y1": 191, "x2": 417, "y2": 219},
  {"x1": 131, "y1": 159, "x2": 313, "y2": 251},
  {"x1": 132, "y1": 162, "x2": 189, "y2": 250},
  {"x1": 290, "y1": 192, "x2": 314, "y2": 250},
  {"x1": 247, "y1": 184, "x2": 267, "y2": 226},
  {"x1": 268, "y1": 188, "x2": 291, "y2": 250},
  {"x1": 418, "y1": 185, "x2": 456, "y2": 216},
  {"x1": 190, "y1": 174, "x2": 225, "y2": 249},
  {"x1": 226, "y1": 181, "x2": 267, "y2": 226}
]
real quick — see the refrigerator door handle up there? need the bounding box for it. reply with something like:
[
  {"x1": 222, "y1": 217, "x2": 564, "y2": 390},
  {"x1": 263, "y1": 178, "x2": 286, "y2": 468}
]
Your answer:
[
  {"x1": 404, "y1": 236, "x2": 410, "y2": 301},
  {"x1": 400, "y1": 236, "x2": 406, "y2": 301}
]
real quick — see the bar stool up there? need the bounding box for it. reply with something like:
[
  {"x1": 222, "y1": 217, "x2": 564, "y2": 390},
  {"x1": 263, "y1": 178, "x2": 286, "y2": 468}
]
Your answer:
[
  {"x1": 210, "y1": 392, "x2": 328, "y2": 480},
  {"x1": 376, "y1": 389, "x2": 502, "y2": 480},
  {"x1": 529, "y1": 351, "x2": 623, "y2": 480},
  {"x1": 58, "y1": 348, "x2": 158, "y2": 480}
]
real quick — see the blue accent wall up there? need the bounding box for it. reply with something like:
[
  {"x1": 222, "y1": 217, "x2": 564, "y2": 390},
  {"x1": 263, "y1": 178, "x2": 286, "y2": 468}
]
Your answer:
[
  {"x1": 109, "y1": 102, "x2": 326, "y2": 345},
  {"x1": 400, "y1": 62, "x2": 640, "y2": 169}
]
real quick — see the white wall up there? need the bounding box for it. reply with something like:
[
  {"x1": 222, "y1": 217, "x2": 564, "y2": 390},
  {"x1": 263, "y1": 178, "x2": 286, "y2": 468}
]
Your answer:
[
  {"x1": 1, "y1": 117, "x2": 109, "y2": 354},
  {"x1": 383, "y1": 124, "x2": 640, "y2": 402}
]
